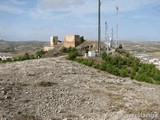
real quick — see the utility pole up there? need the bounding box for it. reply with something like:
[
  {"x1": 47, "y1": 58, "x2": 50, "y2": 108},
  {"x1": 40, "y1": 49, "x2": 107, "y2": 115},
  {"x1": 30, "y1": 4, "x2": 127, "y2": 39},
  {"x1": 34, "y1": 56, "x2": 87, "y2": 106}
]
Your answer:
[
  {"x1": 116, "y1": 6, "x2": 119, "y2": 48},
  {"x1": 111, "y1": 28, "x2": 113, "y2": 48},
  {"x1": 105, "y1": 18, "x2": 109, "y2": 55},
  {"x1": 98, "y1": 0, "x2": 101, "y2": 56}
]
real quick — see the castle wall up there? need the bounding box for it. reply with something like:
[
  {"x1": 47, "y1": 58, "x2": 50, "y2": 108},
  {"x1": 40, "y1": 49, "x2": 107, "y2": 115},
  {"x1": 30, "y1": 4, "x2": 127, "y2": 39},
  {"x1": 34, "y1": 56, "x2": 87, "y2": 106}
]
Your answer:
[
  {"x1": 44, "y1": 46, "x2": 54, "y2": 51},
  {"x1": 63, "y1": 35, "x2": 81, "y2": 48},
  {"x1": 50, "y1": 36, "x2": 58, "y2": 47}
]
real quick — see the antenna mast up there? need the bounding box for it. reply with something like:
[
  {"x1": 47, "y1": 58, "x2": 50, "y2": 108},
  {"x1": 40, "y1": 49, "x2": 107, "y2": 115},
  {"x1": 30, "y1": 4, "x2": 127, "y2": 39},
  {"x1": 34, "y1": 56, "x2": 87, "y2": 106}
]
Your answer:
[
  {"x1": 105, "y1": 18, "x2": 109, "y2": 55},
  {"x1": 116, "y1": 6, "x2": 119, "y2": 48},
  {"x1": 98, "y1": 0, "x2": 101, "y2": 56},
  {"x1": 111, "y1": 28, "x2": 113, "y2": 48}
]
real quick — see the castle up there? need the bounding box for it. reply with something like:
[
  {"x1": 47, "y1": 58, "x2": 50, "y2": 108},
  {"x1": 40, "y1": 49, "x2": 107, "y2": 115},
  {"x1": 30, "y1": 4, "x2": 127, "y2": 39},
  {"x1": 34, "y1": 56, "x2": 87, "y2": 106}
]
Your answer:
[{"x1": 44, "y1": 34, "x2": 84, "y2": 51}]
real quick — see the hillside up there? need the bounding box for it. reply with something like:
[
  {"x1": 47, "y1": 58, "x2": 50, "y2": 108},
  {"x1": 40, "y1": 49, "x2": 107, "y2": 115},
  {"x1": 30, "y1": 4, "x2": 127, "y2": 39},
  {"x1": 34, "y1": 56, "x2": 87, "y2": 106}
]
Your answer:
[
  {"x1": 0, "y1": 57, "x2": 160, "y2": 120},
  {"x1": 0, "y1": 40, "x2": 47, "y2": 56},
  {"x1": 119, "y1": 40, "x2": 160, "y2": 58}
]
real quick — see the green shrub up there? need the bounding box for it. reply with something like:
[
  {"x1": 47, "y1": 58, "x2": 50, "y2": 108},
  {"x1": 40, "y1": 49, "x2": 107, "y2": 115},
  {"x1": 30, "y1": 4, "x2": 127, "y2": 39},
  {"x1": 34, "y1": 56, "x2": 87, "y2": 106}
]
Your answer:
[
  {"x1": 67, "y1": 51, "x2": 78, "y2": 60},
  {"x1": 94, "y1": 63, "x2": 100, "y2": 69},
  {"x1": 119, "y1": 69, "x2": 128, "y2": 77},
  {"x1": 61, "y1": 47, "x2": 68, "y2": 53},
  {"x1": 130, "y1": 69, "x2": 136, "y2": 79},
  {"x1": 17, "y1": 56, "x2": 25, "y2": 61},
  {"x1": 24, "y1": 53, "x2": 30, "y2": 60},
  {"x1": 110, "y1": 66, "x2": 120, "y2": 76},
  {"x1": 67, "y1": 47, "x2": 77, "y2": 53},
  {"x1": 100, "y1": 61, "x2": 107, "y2": 71},
  {"x1": 75, "y1": 58, "x2": 84, "y2": 63},
  {"x1": 6, "y1": 58, "x2": 13, "y2": 62},
  {"x1": 35, "y1": 50, "x2": 45, "y2": 58},
  {"x1": 66, "y1": 46, "x2": 160, "y2": 84},
  {"x1": 83, "y1": 59, "x2": 94, "y2": 66},
  {"x1": 30, "y1": 54, "x2": 35, "y2": 59},
  {"x1": 61, "y1": 47, "x2": 77, "y2": 53},
  {"x1": 101, "y1": 51, "x2": 107, "y2": 60}
]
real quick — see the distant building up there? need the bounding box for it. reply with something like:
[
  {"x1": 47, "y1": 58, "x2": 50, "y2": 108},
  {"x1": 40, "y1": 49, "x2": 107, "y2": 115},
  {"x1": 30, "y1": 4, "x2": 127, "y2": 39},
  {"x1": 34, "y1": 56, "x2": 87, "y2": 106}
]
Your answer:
[
  {"x1": 88, "y1": 51, "x2": 96, "y2": 57},
  {"x1": 44, "y1": 46, "x2": 54, "y2": 51},
  {"x1": 63, "y1": 34, "x2": 82, "y2": 48},
  {"x1": 149, "y1": 58, "x2": 159, "y2": 63},
  {"x1": 44, "y1": 36, "x2": 60, "y2": 51},
  {"x1": 50, "y1": 36, "x2": 58, "y2": 46},
  {"x1": 0, "y1": 56, "x2": 12, "y2": 60}
]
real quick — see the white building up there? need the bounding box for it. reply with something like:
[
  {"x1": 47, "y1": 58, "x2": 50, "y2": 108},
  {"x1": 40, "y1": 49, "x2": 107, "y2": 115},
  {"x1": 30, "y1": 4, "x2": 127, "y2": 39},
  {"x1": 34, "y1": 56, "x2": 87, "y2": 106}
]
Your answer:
[
  {"x1": 88, "y1": 51, "x2": 96, "y2": 57},
  {"x1": 149, "y1": 58, "x2": 159, "y2": 63},
  {"x1": 0, "y1": 56, "x2": 12, "y2": 60}
]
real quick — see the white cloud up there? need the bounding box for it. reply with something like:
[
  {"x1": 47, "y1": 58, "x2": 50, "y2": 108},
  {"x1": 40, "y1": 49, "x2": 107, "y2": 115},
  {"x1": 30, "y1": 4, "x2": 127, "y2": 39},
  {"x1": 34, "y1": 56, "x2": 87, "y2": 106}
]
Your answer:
[
  {"x1": 0, "y1": 0, "x2": 160, "y2": 16},
  {"x1": 37, "y1": 0, "x2": 85, "y2": 10},
  {"x1": 0, "y1": 4, "x2": 25, "y2": 14},
  {"x1": 31, "y1": 0, "x2": 160, "y2": 20},
  {"x1": 0, "y1": 0, "x2": 160, "y2": 40},
  {"x1": 102, "y1": 0, "x2": 160, "y2": 13},
  {"x1": 10, "y1": 0, "x2": 28, "y2": 6}
]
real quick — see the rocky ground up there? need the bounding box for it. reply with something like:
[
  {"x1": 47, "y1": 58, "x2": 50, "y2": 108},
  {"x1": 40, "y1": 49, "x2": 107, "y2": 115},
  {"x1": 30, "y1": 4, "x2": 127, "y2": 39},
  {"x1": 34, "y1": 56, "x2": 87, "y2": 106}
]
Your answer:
[{"x1": 0, "y1": 57, "x2": 160, "y2": 120}]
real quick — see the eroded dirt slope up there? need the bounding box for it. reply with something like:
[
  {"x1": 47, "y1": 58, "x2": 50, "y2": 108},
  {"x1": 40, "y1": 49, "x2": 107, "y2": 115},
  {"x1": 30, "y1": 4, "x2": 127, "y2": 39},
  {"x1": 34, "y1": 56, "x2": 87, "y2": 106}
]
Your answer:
[{"x1": 0, "y1": 57, "x2": 160, "y2": 120}]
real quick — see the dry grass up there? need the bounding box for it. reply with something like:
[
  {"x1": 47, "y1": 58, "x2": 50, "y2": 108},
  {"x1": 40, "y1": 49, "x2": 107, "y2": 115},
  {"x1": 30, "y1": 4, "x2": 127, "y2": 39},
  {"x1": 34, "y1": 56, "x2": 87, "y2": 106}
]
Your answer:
[
  {"x1": 126, "y1": 102, "x2": 160, "y2": 120},
  {"x1": 14, "y1": 115, "x2": 42, "y2": 120},
  {"x1": 132, "y1": 102, "x2": 160, "y2": 114},
  {"x1": 89, "y1": 88, "x2": 126, "y2": 110}
]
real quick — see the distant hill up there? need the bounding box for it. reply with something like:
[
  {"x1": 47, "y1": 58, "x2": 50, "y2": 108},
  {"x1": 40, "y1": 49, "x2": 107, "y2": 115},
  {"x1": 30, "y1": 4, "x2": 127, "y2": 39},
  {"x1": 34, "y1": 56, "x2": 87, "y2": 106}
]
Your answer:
[
  {"x1": 0, "y1": 40, "x2": 48, "y2": 56},
  {"x1": 0, "y1": 40, "x2": 15, "y2": 53}
]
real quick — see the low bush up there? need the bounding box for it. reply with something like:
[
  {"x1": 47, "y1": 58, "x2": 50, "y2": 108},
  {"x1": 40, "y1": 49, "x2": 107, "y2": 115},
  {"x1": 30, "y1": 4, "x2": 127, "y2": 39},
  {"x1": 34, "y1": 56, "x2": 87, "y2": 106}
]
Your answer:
[
  {"x1": 66, "y1": 51, "x2": 160, "y2": 85},
  {"x1": 67, "y1": 51, "x2": 78, "y2": 60},
  {"x1": 119, "y1": 69, "x2": 128, "y2": 77},
  {"x1": 61, "y1": 47, "x2": 77, "y2": 53},
  {"x1": 75, "y1": 58, "x2": 94, "y2": 66}
]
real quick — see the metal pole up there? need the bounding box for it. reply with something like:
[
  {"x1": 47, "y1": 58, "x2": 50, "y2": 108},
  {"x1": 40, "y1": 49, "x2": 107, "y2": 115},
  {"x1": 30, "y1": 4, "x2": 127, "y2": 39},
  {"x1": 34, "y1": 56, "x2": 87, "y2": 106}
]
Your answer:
[
  {"x1": 111, "y1": 28, "x2": 113, "y2": 48},
  {"x1": 105, "y1": 19, "x2": 109, "y2": 55},
  {"x1": 116, "y1": 6, "x2": 119, "y2": 48},
  {"x1": 98, "y1": 0, "x2": 101, "y2": 56}
]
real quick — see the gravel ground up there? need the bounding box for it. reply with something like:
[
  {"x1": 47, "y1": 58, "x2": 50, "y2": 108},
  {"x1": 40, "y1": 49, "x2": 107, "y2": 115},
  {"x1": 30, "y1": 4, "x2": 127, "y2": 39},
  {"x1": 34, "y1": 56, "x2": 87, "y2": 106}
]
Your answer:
[{"x1": 0, "y1": 57, "x2": 160, "y2": 120}]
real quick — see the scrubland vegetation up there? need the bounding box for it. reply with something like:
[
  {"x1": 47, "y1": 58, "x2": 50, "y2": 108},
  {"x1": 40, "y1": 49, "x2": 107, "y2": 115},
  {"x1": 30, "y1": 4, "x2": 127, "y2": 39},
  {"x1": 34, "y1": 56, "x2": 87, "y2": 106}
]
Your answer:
[
  {"x1": 65, "y1": 47, "x2": 160, "y2": 85},
  {"x1": 0, "y1": 50, "x2": 45, "y2": 63},
  {"x1": 2, "y1": 45, "x2": 160, "y2": 85}
]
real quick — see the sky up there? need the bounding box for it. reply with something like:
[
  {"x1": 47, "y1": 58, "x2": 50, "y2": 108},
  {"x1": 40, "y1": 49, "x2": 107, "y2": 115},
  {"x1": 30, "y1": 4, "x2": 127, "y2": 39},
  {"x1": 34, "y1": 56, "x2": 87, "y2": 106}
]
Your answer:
[{"x1": 0, "y1": 0, "x2": 160, "y2": 41}]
